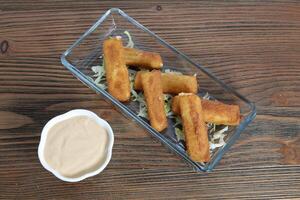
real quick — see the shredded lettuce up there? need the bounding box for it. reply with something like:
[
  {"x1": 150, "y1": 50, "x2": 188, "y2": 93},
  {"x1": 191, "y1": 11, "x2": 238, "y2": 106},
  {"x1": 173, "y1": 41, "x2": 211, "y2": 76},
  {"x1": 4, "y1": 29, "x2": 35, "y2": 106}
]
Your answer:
[
  {"x1": 124, "y1": 30, "x2": 134, "y2": 48},
  {"x1": 128, "y1": 69, "x2": 137, "y2": 90},
  {"x1": 131, "y1": 89, "x2": 148, "y2": 118},
  {"x1": 209, "y1": 126, "x2": 228, "y2": 150},
  {"x1": 131, "y1": 87, "x2": 148, "y2": 119},
  {"x1": 164, "y1": 94, "x2": 174, "y2": 117},
  {"x1": 175, "y1": 127, "x2": 185, "y2": 141},
  {"x1": 202, "y1": 92, "x2": 210, "y2": 100},
  {"x1": 128, "y1": 68, "x2": 148, "y2": 118},
  {"x1": 91, "y1": 58, "x2": 107, "y2": 90},
  {"x1": 208, "y1": 123, "x2": 216, "y2": 134},
  {"x1": 212, "y1": 126, "x2": 228, "y2": 140},
  {"x1": 164, "y1": 69, "x2": 183, "y2": 75},
  {"x1": 173, "y1": 116, "x2": 182, "y2": 127},
  {"x1": 137, "y1": 99, "x2": 148, "y2": 118}
]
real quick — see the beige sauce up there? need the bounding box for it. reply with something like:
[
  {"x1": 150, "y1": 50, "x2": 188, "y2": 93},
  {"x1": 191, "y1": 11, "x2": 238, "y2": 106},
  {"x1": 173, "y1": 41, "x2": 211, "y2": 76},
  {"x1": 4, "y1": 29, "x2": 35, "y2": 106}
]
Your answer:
[{"x1": 44, "y1": 116, "x2": 108, "y2": 178}]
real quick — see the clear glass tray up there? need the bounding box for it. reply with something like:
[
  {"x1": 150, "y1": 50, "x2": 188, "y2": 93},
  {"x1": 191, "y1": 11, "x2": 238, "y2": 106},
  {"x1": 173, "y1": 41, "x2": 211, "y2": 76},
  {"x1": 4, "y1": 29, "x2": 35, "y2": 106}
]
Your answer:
[{"x1": 61, "y1": 8, "x2": 256, "y2": 171}]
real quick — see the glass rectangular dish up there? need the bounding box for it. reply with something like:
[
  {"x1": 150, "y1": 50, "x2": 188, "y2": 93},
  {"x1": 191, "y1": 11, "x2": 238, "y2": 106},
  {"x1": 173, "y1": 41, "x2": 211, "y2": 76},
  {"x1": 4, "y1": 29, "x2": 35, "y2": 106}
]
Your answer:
[{"x1": 61, "y1": 8, "x2": 256, "y2": 171}]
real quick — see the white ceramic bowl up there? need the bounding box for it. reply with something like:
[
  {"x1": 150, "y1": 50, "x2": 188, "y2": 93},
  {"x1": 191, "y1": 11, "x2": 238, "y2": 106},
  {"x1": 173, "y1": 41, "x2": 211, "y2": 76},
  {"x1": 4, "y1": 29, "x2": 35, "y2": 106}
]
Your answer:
[{"x1": 38, "y1": 109, "x2": 114, "y2": 182}]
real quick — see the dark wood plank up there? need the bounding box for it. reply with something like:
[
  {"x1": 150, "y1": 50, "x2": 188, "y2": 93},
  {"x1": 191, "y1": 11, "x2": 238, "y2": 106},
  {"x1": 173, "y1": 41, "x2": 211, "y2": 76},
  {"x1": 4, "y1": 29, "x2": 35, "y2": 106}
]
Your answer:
[{"x1": 0, "y1": 1, "x2": 300, "y2": 199}]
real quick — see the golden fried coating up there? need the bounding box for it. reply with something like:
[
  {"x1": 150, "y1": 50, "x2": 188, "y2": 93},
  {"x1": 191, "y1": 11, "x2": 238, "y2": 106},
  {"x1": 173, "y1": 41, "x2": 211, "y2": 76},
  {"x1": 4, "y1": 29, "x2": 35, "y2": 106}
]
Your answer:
[
  {"x1": 103, "y1": 38, "x2": 130, "y2": 102},
  {"x1": 134, "y1": 71, "x2": 198, "y2": 94},
  {"x1": 141, "y1": 70, "x2": 167, "y2": 132},
  {"x1": 201, "y1": 99, "x2": 240, "y2": 125},
  {"x1": 124, "y1": 47, "x2": 163, "y2": 69},
  {"x1": 172, "y1": 95, "x2": 241, "y2": 125},
  {"x1": 178, "y1": 94, "x2": 210, "y2": 162}
]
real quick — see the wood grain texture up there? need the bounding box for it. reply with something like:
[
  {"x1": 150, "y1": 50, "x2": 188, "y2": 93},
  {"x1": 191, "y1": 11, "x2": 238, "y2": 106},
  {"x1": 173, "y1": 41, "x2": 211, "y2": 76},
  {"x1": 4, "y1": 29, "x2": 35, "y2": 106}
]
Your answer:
[{"x1": 0, "y1": 0, "x2": 300, "y2": 199}]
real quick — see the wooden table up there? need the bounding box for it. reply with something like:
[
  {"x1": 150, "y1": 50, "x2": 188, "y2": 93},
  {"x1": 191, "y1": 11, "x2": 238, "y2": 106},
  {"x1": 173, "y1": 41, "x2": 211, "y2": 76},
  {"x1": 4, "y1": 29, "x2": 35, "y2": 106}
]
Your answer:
[{"x1": 1, "y1": 1, "x2": 300, "y2": 199}]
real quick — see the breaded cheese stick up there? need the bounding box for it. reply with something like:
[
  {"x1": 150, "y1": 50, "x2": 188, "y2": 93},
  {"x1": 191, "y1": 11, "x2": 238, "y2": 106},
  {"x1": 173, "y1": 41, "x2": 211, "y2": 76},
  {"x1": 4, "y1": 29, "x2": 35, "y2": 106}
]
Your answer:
[
  {"x1": 124, "y1": 47, "x2": 163, "y2": 69},
  {"x1": 103, "y1": 38, "x2": 130, "y2": 102},
  {"x1": 141, "y1": 70, "x2": 167, "y2": 132},
  {"x1": 172, "y1": 95, "x2": 241, "y2": 125},
  {"x1": 201, "y1": 99, "x2": 240, "y2": 125},
  {"x1": 134, "y1": 71, "x2": 198, "y2": 94},
  {"x1": 178, "y1": 94, "x2": 210, "y2": 162}
]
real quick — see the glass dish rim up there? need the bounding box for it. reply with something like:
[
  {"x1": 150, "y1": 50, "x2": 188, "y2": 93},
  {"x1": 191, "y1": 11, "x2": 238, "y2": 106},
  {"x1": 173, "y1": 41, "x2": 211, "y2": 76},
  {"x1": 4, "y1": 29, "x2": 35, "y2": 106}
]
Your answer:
[{"x1": 61, "y1": 8, "x2": 256, "y2": 171}]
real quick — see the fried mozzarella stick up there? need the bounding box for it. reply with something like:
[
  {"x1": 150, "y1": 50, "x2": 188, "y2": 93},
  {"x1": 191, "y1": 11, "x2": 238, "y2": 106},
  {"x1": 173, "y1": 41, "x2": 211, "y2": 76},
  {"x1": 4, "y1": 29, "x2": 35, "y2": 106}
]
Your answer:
[
  {"x1": 124, "y1": 47, "x2": 163, "y2": 69},
  {"x1": 178, "y1": 94, "x2": 210, "y2": 162},
  {"x1": 103, "y1": 38, "x2": 130, "y2": 102},
  {"x1": 141, "y1": 70, "x2": 167, "y2": 132},
  {"x1": 172, "y1": 95, "x2": 241, "y2": 125},
  {"x1": 134, "y1": 71, "x2": 198, "y2": 94}
]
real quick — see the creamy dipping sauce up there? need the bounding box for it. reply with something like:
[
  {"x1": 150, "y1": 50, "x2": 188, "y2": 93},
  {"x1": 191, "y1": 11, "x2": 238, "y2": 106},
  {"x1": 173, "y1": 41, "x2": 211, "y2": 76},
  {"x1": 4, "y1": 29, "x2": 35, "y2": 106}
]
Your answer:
[{"x1": 43, "y1": 116, "x2": 108, "y2": 178}]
